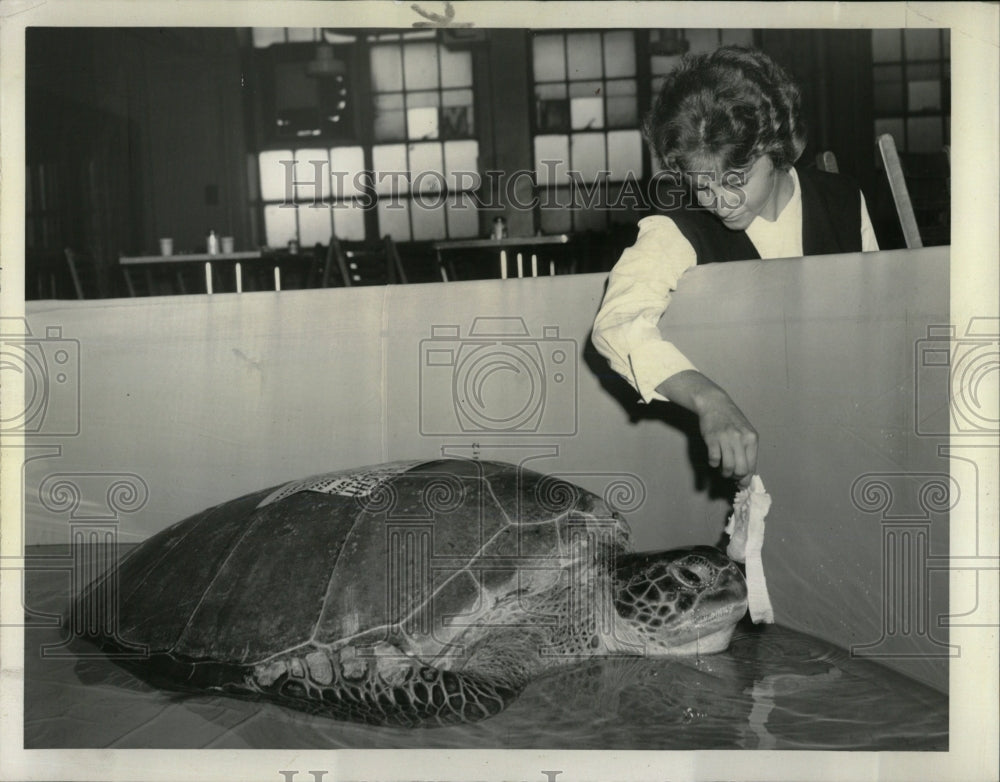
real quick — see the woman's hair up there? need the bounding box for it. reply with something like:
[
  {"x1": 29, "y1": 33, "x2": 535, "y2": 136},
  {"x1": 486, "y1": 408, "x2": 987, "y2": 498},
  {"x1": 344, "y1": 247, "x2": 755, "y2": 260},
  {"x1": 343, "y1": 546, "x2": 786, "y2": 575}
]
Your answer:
[{"x1": 643, "y1": 45, "x2": 807, "y2": 174}]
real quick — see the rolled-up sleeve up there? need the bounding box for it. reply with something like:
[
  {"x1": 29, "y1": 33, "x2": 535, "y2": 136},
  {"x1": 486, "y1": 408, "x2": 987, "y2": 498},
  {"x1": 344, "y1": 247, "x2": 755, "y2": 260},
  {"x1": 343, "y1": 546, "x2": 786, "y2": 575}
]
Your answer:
[{"x1": 591, "y1": 216, "x2": 698, "y2": 403}]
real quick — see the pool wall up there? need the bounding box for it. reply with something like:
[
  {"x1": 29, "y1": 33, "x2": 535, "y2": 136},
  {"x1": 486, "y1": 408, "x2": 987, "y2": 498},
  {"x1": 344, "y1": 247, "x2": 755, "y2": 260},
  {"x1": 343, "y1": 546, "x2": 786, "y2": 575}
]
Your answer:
[{"x1": 19, "y1": 246, "x2": 952, "y2": 690}]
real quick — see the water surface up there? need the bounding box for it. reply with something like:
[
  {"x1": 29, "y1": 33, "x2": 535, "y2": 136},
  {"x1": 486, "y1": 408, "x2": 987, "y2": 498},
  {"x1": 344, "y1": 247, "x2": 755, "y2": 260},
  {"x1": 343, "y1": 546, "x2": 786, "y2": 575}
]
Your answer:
[{"x1": 23, "y1": 556, "x2": 946, "y2": 750}]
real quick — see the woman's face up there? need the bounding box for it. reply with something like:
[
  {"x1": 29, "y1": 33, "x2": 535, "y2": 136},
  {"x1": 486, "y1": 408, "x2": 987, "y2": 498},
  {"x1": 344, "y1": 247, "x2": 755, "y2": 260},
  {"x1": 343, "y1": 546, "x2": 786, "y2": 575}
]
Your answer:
[{"x1": 686, "y1": 154, "x2": 789, "y2": 231}]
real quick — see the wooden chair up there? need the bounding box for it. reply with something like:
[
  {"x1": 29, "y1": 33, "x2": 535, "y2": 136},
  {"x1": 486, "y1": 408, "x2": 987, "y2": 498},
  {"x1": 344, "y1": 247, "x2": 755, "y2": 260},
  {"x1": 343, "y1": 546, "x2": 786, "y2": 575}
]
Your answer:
[
  {"x1": 877, "y1": 133, "x2": 951, "y2": 249},
  {"x1": 254, "y1": 245, "x2": 324, "y2": 291},
  {"x1": 326, "y1": 235, "x2": 407, "y2": 287},
  {"x1": 815, "y1": 150, "x2": 840, "y2": 173},
  {"x1": 64, "y1": 247, "x2": 106, "y2": 299},
  {"x1": 498, "y1": 249, "x2": 557, "y2": 279}
]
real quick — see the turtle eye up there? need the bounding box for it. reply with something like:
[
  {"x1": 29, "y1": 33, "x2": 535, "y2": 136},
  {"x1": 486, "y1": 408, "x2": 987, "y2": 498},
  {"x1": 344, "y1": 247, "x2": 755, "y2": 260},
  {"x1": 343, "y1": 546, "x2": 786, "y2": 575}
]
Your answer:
[{"x1": 674, "y1": 559, "x2": 713, "y2": 588}]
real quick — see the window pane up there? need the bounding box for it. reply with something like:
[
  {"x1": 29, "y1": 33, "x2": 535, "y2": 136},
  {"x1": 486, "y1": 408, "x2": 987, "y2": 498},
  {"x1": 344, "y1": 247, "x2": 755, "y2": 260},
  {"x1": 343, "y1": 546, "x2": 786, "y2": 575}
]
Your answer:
[
  {"x1": 294, "y1": 148, "x2": 330, "y2": 203},
  {"x1": 252, "y1": 28, "x2": 285, "y2": 48},
  {"x1": 907, "y1": 117, "x2": 943, "y2": 152},
  {"x1": 721, "y1": 29, "x2": 754, "y2": 47},
  {"x1": 571, "y1": 133, "x2": 607, "y2": 180},
  {"x1": 686, "y1": 29, "x2": 721, "y2": 54},
  {"x1": 330, "y1": 146, "x2": 366, "y2": 198},
  {"x1": 606, "y1": 96, "x2": 637, "y2": 127},
  {"x1": 533, "y1": 34, "x2": 566, "y2": 82},
  {"x1": 377, "y1": 198, "x2": 412, "y2": 241},
  {"x1": 285, "y1": 28, "x2": 317, "y2": 44},
  {"x1": 570, "y1": 96, "x2": 604, "y2": 130},
  {"x1": 406, "y1": 91, "x2": 440, "y2": 139},
  {"x1": 409, "y1": 142, "x2": 445, "y2": 194},
  {"x1": 606, "y1": 79, "x2": 636, "y2": 97},
  {"x1": 651, "y1": 54, "x2": 682, "y2": 76},
  {"x1": 536, "y1": 83, "x2": 569, "y2": 132},
  {"x1": 372, "y1": 144, "x2": 410, "y2": 195},
  {"x1": 371, "y1": 44, "x2": 403, "y2": 92},
  {"x1": 607, "y1": 129, "x2": 643, "y2": 181},
  {"x1": 411, "y1": 196, "x2": 447, "y2": 240},
  {"x1": 263, "y1": 204, "x2": 298, "y2": 247},
  {"x1": 569, "y1": 79, "x2": 603, "y2": 98},
  {"x1": 259, "y1": 150, "x2": 294, "y2": 202},
  {"x1": 909, "y1": 80, "x2": 942, "y2": 112},
  {"x1": 874, "y1": 80, "x2": 903, "y2": 114},
  {"x1": 332, "y1": 201, "x2": 367, "y2": 241},
  {"x1": 444, "y1": 140, "x2": 479, "y2": 191},
  {"x1": 910, "y1": 63, "x2": 941, "y2": 81},
  {"x1": 535, "y1": 136, "x2": 570, "y2": 185},
  {"x1": 440, "y1": 89, "x2": 474, "y2": 138},
  {"x1": 442, "y1": 88, "x2": 473, "y2": 107},
  {"x1": 440, "y1": 47, "x2": 473, "y2": 88},
  {"x1": 406, "y1": 90, "x2": 439, "y2": 108},
  {"x1": 298, "y1": 203, "x2": 333, "y2": 246},
  {"x1": 874, "y1": 64, "x2": 903, "y2": 82},
  {"x1": 373, "y1": 93, "x2": 406, "y2": 141},
  {"x1": 403, "y1": 42, "x2": 439, "y2": 90},
  {"x1": 407, "y1": 106, "x2": 439, "y2": 140},
  {"x1": 566, "y1": 32, "x2": 603, "y2": 80},
  {"x1": 905, "y1": 29, "x2": 941, "y2": 60},
  {"x1": 446, "y1": 191, "x2": 480, "y2": 238},
  {"x1": 872, "y1": 29, "x2": 902, "y2": 62},
  {"x1": 603, "y1": 31, "x2": 635, "y2": 78}
]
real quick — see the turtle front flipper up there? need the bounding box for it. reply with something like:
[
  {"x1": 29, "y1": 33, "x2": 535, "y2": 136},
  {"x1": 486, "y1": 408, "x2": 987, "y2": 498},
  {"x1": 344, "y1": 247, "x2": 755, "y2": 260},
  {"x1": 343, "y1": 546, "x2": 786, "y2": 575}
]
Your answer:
[{"x1": 245, "y1": 644, "x2": 520, "y2": 728}]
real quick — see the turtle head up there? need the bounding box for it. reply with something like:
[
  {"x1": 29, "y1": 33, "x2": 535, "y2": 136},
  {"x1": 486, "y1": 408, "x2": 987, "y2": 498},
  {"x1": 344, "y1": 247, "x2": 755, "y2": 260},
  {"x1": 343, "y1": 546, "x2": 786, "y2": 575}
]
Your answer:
[{"x1": 611, "y1": 546, "x2": 747, "y2": 655}]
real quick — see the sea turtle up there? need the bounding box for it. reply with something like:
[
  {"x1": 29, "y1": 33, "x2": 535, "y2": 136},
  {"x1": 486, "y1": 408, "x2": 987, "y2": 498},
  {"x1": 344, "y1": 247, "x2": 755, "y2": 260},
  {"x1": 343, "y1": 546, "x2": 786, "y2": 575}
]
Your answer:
[{"x1": 75, "y1": 459, "x2": 748, "y2": 727}]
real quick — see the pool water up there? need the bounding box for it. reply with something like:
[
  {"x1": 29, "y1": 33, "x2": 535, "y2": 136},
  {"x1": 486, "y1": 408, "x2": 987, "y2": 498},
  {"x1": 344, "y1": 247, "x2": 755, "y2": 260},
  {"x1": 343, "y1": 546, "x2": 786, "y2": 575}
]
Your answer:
[{"x1": 23, "y1": 554, "x2": 946, "y2": 750}]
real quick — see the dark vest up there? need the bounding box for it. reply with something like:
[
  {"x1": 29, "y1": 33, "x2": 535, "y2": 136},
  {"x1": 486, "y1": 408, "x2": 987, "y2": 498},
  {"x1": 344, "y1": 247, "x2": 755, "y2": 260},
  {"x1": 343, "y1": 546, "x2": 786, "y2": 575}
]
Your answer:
[{"x1": 666, "y1": 166, "x2": 862, "y2": 263}]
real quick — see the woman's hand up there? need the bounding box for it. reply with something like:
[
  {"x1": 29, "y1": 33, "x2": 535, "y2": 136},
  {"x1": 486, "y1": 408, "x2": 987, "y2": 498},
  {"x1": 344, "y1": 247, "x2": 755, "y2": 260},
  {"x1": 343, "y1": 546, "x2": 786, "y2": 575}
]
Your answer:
[{"x1": 655, "y1": 369, "x2": 758, "y2": 486}]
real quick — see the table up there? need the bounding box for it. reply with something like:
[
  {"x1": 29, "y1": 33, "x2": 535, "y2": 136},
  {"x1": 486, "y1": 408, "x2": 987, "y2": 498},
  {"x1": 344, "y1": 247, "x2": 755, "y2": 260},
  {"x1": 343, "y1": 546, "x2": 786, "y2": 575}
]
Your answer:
[
  {"x1": 431, "y1": 234, "x2": 571, "y2": 280},
  {"x1": 119, "y1": 251, "x2": 278, "y2": 295}
]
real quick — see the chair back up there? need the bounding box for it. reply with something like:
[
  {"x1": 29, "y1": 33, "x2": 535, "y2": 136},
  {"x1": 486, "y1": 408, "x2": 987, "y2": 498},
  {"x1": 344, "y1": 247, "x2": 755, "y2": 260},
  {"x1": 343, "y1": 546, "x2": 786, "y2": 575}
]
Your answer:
[
  {"x1": 64, "y1": 247, "x2": 107, "y2": 299},
  {"x1": 877, "y1": 133, "x2": 950, "y2": 249},
  {"x1": 328, "y1": 235, "x2": 407, "y2": 287},
  {"x1": 815, "y1": 150, "x2": 840, "y2": 173}
]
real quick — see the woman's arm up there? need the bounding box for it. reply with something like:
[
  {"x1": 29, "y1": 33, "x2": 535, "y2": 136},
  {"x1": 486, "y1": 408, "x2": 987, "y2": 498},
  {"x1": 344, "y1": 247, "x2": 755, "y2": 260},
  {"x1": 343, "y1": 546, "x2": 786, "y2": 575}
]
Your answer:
[
  {"x1": 655, "y1": 370, "x2": 758, "y2": 485},
  {"x1": 591, "y1": 216, "x2": 699, "y2": 402},
  {"x1": 592, "y1": 217, "x2": 758, "y2": 484}
]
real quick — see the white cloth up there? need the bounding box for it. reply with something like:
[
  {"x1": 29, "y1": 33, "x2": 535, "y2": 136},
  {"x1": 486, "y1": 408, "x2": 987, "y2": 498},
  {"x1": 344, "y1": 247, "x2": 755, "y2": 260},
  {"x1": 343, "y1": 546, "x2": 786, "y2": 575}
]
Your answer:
[
  {"x1": 592, "y1": 168, "x2": 880, "y2": 403},
  {"x1": 725, "y1": 474, "x2": 774, "y2": 624}
]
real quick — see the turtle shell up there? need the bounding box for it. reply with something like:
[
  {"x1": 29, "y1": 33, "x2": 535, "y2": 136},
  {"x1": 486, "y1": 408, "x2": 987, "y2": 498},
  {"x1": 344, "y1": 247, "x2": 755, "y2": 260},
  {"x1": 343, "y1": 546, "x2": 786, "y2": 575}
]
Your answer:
[{"x1": 77, "y1": 459, "x2": 630, "y2": 687}]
